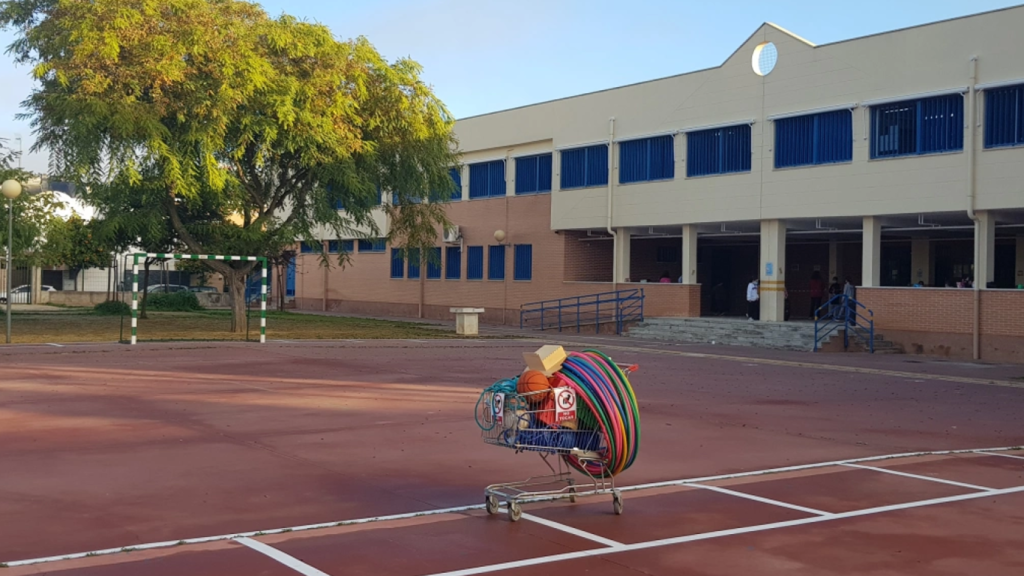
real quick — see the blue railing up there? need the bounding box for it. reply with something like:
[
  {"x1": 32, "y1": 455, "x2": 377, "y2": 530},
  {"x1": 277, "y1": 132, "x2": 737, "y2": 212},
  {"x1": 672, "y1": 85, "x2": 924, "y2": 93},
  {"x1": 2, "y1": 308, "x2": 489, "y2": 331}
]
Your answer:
[
  {"x1": 520, "y1": 289, "x2": 644, "y2": 334},
  {"x1": 813, "y1": 294, "x2": 874, "y2": 353}
]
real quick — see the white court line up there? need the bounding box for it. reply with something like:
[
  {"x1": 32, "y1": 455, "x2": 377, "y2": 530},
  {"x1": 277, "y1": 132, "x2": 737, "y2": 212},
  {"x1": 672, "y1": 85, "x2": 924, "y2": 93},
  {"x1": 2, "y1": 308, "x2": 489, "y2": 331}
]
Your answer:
[
  {"x1": 235, "y1": 537, "x2": 330, "y2": 576},
  {"x1": 685, "y1": 483, "x2": 831, "y2": 516},
  {"x1": 46, "y1": 343, "x2": 65, "y2": 347},
  {"x1": 843, "y1": 463, "x2": 995, "y2": 491},
  {"x1": 421, "y1": 485, "x2": 1024, "y2": 576},
  {"x1": 520, "y1": 514, "x2": 624, "y2": 548},
  {"x1": 5, "y1": 445, "x2": 1022, "y2": 568},
  {"x1": 977, "y1": 451, "x2": 1024, "y2": 461}
]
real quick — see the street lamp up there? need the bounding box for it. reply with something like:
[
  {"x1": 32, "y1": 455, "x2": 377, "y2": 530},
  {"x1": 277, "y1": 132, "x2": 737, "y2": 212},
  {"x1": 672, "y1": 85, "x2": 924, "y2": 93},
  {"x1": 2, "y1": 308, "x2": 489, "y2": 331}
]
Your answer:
[{"x1": 2, "y1": 179, "x2": 23, "y2": 344}]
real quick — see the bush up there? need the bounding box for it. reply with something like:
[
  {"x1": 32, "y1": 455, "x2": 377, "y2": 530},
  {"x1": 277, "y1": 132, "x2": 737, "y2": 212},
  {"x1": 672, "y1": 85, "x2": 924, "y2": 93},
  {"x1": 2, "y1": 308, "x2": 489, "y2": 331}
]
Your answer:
[
  {"x1": 146, "y1": 291, "x2": 203, "y2": 312},
  {"x1": 94, "y1": 300, "x2": 131, "y2": 315}
]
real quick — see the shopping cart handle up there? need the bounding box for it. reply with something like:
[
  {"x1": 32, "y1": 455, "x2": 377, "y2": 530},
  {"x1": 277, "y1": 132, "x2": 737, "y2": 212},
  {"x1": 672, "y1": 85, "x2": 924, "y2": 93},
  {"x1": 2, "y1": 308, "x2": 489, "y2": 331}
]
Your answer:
[{"x1": 615, "y1": 362, "x2": 639, "y2": 374}]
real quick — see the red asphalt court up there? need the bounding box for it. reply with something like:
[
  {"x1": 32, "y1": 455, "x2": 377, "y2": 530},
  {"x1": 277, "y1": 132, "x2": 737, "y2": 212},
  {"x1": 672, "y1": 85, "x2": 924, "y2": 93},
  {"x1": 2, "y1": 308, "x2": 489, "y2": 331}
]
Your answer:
[{"x1": 1, "y1": 337, "x2": 1022, "y2": 575}]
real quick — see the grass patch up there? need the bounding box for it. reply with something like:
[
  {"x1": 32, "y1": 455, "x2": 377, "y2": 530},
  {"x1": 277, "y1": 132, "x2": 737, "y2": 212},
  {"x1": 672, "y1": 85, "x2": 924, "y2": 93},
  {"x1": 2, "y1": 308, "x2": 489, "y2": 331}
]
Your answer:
[{"x1": 4, "y1": 309, "x2": 459, "y2": 344}]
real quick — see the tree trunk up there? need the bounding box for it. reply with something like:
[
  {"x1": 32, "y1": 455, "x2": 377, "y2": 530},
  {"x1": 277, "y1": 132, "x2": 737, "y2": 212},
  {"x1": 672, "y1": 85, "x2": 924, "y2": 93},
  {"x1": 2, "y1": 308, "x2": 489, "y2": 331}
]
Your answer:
[
  {"x1": 227, "y1": 272, "x2": 248, "y2": 334},
  {"x1": 140, "y1": 260, "x2": 152, "y2": 319}
]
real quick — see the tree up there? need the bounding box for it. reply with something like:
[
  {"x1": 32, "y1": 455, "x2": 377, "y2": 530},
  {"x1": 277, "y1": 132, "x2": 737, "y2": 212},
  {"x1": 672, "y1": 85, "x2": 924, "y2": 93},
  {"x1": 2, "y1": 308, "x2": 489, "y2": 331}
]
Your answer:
[
  {"x1": 87, "y1": 172, "x2": 182, "y2": 317},
  {"x1": 2, "y1": 0, "x2": 460, "y2": 332},
  {"x1": 0, "y1": 138, "x2": 63, "y2": 266},
  {"x1": 40, "y1": 215, "x2": 111, "y2": 289}
]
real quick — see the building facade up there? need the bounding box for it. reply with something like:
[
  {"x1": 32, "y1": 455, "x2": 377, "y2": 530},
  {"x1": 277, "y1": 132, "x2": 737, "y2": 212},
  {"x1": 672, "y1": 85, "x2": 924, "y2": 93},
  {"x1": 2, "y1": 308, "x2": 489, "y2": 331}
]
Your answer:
[{"x1": 295, "y1": 7, "x2": 1024, "y2": 361}]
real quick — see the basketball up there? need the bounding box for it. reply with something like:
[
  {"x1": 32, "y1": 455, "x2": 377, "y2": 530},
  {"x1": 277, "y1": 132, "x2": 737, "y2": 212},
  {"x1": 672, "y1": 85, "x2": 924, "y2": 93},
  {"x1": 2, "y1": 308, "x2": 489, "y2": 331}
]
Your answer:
[{"x1": 517, "y1": 370, "x2": 552, "y2": 402}]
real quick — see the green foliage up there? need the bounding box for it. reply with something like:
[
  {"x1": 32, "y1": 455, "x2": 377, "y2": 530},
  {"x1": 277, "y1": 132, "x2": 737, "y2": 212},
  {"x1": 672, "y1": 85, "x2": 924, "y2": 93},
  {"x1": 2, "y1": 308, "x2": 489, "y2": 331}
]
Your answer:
[
  {"x1": 1, "y1": 0, "x2": 459, "y2": 330},
  {"x1": 145, "y1": 291, "x2": 202, "y2": 312},
  {"x1": 40, "y1": 215, "x2": 111, "y2": 269},
  {"x1": 94, "y1": 300, "x2": 130, "y2": 315},
  {"x1": 0, "y1": 138, "x2": 64, "y2": 264}
]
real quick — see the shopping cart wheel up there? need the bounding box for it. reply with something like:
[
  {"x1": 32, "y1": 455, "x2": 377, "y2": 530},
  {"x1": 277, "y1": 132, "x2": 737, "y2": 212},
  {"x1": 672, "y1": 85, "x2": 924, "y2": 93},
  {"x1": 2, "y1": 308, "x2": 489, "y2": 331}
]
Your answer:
[
  {"x1": 568, "y1": 486, "x2": 577, "y2": 503},
  {"x1": 507, "y1": 501, "x2": 522, "y2": 522},
  {"x1": 485, "y1": 495, "x2": 499, "y2": 515},
  {"x1": 612, "y1": 491, "x2": 623, "y2": 515}
]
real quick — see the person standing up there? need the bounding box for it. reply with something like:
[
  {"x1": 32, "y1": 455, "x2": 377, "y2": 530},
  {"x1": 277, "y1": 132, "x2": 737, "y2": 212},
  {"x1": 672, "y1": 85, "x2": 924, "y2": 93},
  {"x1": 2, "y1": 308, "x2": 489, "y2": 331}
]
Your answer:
[
  {"x1": 828, "y1": 276, "x2": 843, "y2": 319},
  {"x1": 843, "y1": 276, "x2": 857, "y2": 325},
  {"x1": 809, "y1": 271, "x2": 824, "y2": 319},
  {"x1": 746, "y1": 278, "x2": 759, "y2": 321}
]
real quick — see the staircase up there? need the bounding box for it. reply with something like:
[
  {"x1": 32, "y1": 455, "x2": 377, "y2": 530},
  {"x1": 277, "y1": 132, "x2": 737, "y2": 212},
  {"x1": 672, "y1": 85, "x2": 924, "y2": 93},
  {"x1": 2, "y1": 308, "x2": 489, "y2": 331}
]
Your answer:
[{"x1": 628, "y1": 317, "x2": 901, "y2": 353}]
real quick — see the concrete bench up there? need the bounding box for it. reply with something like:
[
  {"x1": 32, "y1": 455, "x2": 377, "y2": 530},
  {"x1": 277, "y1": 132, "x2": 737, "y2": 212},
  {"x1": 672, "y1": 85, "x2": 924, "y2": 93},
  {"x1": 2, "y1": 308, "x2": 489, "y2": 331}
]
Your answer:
[{"x1": 451, "y1": 307, "x2": 485, "y2": 336}]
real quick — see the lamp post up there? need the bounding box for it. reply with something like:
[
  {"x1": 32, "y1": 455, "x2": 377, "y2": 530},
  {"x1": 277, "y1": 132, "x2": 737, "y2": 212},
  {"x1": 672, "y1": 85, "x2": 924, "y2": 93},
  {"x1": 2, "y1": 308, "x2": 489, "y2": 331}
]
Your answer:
[{"x1": 2, "y1": 179, "x2": 23, "y2": 344}]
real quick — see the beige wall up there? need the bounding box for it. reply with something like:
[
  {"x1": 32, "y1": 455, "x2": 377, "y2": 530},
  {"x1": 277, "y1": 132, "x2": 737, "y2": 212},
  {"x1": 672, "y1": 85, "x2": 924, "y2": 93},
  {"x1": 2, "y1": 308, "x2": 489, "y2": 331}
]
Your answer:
[{"x1": 454, "y1": 7, "x2": 1024, "y2": 231}]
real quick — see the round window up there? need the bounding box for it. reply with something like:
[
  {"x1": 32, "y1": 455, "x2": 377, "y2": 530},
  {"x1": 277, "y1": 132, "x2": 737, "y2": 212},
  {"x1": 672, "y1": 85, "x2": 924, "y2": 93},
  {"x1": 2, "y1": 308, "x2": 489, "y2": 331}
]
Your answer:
[{"x1": 752, "y1": 42, "x2": 778, "y2": 76}]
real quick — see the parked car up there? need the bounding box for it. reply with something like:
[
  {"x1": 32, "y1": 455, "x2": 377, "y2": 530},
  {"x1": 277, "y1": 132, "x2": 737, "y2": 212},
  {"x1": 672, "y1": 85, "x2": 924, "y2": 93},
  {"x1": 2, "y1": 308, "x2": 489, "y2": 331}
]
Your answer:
[
  {"x1": 189, "y1": 286, "x2": 220, "y2": 293},
  {"x1": 0, "y1": 284, "x2": 57, "y2": 303},
  {"x1": 145, "y1": 284, "x2": 189, "y2": 293}
]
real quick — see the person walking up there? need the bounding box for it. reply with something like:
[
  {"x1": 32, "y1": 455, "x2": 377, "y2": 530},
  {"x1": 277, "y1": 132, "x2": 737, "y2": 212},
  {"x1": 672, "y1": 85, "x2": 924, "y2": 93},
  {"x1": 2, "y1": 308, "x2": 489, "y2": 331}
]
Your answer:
[
  {"x1": 746, "y1": 277, "x2": 759, "y2": 321},
  {"x1": 809, "y1": 271, "x2": 824, "y2": 319}
]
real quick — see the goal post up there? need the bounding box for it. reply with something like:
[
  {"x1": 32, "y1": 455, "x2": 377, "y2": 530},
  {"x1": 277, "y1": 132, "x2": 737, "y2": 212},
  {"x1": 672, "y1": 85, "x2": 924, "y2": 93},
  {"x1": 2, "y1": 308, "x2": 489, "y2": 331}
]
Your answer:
[{"x1": 131, "y1": 253, "x2": 268, "y2": 345}]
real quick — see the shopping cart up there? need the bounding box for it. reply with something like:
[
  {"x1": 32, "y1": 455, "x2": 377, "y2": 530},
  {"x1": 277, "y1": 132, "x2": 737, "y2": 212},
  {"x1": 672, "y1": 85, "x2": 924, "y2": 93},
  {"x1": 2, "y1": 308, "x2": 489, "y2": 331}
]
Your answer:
[{"x1": 476, "y1": 362, "x2": 637, "y2": 522}]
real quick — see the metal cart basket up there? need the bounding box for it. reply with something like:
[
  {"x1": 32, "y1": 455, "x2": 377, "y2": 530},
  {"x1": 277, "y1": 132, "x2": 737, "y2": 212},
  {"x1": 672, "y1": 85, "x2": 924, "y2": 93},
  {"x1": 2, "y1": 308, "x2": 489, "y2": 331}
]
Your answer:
[{"x1": 477, "y1": 363, "x2": 637, "y2": 522}]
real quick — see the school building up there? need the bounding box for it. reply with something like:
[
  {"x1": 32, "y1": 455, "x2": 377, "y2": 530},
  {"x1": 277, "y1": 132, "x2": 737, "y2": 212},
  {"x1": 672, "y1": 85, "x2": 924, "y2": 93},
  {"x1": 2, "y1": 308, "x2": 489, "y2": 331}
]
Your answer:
[{"x1": 293, "y1": 6, "x2": 1024, "y2": 362}]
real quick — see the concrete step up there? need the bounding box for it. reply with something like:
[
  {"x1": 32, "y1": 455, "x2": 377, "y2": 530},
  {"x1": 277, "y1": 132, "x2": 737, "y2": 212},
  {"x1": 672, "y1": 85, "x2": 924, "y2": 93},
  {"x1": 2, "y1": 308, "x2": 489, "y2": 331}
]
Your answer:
[{"x1": 629, "y1": 317, "x2": 900, "y2": 354}]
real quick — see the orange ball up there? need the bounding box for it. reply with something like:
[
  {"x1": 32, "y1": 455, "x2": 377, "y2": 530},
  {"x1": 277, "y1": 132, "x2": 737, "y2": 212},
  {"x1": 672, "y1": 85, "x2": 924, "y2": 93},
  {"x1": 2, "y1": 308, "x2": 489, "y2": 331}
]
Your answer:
[{"x1": 517, "y1": 370, "x2": 552, "y2": 402}]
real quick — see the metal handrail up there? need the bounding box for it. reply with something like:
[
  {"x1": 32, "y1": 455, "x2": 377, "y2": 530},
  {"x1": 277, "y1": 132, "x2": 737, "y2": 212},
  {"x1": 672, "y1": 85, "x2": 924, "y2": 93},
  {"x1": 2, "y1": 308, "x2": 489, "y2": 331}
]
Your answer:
[
  {"x1": 520, "y1": 289, "x2": 645, "y2": 334},
  {"x1": 813, "y1": 294, "x2": 874, "y2": 353}
]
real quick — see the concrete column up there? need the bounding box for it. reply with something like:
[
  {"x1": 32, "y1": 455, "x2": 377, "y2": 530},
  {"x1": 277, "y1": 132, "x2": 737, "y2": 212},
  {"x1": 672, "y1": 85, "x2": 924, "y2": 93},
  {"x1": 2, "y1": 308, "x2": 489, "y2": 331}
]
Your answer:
[
  {"x1": 828, "y1": 239, "x2": 838, "y2": 282},
  {"x1": 460, "y1": 165, "x2": 469, "y2": 201},
  {"x1": 974, "y1": 211, "x2": 996, "y2": 287},
  {"x1": 911, "y1": 238, "x2": 934, "y2": 286},
  {"x1": 1016, "y1": 236, "x2": 1024, "y2": 288},
  {"x1": 759, "y1": 219, "x2": 786, "y2": 322},
  {"x1": 681, "y1": 225, "x2": 698, "y2": 284},
  {"x1": 862, "y1": 216, "x2": 882, "y2": 287},
  {"x1": 613, "y1": 228, "x2": 631, "y2": 283}
]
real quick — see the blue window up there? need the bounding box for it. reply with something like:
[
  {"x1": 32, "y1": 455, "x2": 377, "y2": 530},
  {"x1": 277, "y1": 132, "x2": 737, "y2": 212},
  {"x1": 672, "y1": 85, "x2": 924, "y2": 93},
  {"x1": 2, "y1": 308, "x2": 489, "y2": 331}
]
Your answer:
[
  {"x1": 426, "y1": 247, "x2": 442, "y2": 279},
  {"x1": 467, "y1": 246, "x2": 484, "y2": 280},
  {"x1": 488, "y1": 245, "x2": 506, "y2": 280},
  {"x1": 407, "y1": 248, "x2": 421, "y2": 279},
  {"x1": 390, "y1": 249, "x2": 404, "y2": 278},
  {"x1": 513, "y1": 244, "x2": 532, "y2": 281},
  {"x1": 328, "y1": 240, "x2": 353, "y2": 254},
  {"x1": 449, "y1": 168, "x2": 463, "y2": 200},
  {"x1": 285, "y1": 260, "x2": 296, "y2": 297},
  {"x1": 515, "y1": 154, "x2": 553, "y2": 195},
  {"x1": 358, "y1": 238, "x2": 386, "y2": 253},
  {"x1": 619, "y1": 135, "x2": 674, "y2": 183},
  {"x1": 334, "y1": 199, "x2": 345, "y2": 210},
  {"x1": 392, "y1": 192, "x2": 423, "y2": 206},
  {"x1": 985, "y1": 84, "x2": 1024, "y2": 148},
  {"x1": 871, "y1": 94, "x2": 963, "y2": 158},
  {"x1": 445, "y1": 246, "x2": 461, "y2": 279},
  {"x1": 687, "y1": 125, "x2": 751, "y2": 177},
  {"x1": 775, "y1": 110, "x2": 853, "y2": 168},
  {"x1": 375, "y1": 187, "x2": 383, "y2": 206},
  {"x1": 469, "y1": 160, "x2": 506, "y2": 198},
  {"x1": 561, "y1": 144, "x2": 608, "y2": 189},
  {"x1": 300, "y1": 241, "x2": 319, "y2": 254}
]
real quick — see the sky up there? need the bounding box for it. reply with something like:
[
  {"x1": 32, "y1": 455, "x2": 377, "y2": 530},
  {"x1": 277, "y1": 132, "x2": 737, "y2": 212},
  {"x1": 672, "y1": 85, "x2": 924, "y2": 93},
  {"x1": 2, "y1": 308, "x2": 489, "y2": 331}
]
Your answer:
[{"x1": 2, "y1": 0, "x2": 1020, "y2": 174}]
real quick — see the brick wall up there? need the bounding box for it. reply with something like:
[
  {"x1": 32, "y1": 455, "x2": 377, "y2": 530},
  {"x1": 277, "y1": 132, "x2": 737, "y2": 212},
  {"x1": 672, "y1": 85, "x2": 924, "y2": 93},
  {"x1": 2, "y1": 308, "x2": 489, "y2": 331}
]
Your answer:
[
  {"x1": 563, "y1": 231, "x2": 612, "y2": 282},
  {"x1": 637, "y1": 283, "x2": 701, "y2": 317},
  {"x1": 630, "y1": 238, "x2": 682, "y2": 283},
  {"x1": 292, "y1": 194, "x2": 707, "y2": 324},
  {"x1": 858, "y1": 287, "x2": 1024, "y2": 362}
]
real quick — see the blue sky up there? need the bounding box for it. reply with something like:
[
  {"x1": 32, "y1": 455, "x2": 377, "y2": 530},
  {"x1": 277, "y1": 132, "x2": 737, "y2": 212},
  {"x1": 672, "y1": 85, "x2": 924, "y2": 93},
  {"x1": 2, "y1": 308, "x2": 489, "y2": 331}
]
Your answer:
[{"x1": 2, "y1": 0, "x2": 1020, "y2": 174}]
